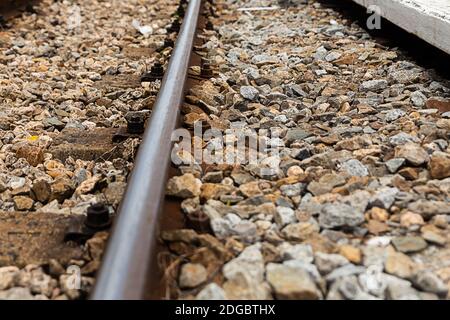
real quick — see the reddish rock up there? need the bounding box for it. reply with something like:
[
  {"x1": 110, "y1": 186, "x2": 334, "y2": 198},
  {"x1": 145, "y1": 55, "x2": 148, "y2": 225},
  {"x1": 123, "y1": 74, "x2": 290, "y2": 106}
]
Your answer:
[{"x1": 426, "y1": 98, "x2": 450, "y2": 113}]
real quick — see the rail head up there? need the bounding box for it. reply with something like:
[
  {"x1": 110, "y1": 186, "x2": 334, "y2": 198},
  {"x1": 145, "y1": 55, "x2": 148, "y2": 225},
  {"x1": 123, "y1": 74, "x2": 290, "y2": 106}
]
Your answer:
[{"x1": 91, "y1": 0, "x2": 202, "y2": 300}]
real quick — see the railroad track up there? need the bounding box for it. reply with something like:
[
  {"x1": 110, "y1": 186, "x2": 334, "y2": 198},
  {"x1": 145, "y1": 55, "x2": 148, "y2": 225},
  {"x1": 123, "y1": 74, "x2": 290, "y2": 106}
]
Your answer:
[
  {"x1": 0, "y1": 0, "x2": 449, "y2": 301},
  {"x1": 92, "y1": 0, "x2": 203, "y2": 300}
]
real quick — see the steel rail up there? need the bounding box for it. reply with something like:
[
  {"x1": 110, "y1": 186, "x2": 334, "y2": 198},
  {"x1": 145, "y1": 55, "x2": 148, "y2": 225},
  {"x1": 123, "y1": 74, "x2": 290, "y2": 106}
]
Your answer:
[{"x1": 91, "y1": 0, "x2": 202, "y2": 300}]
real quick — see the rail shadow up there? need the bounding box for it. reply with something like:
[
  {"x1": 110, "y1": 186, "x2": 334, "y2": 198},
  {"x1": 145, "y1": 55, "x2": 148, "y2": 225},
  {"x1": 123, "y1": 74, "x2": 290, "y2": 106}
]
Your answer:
[{"x1": 0, "y1": 0, "x2": 41, "y2": 21}]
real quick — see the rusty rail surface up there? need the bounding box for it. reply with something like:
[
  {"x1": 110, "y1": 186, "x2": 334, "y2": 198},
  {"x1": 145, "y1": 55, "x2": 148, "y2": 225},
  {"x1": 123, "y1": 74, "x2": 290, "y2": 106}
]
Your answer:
[{"x1": 91, "y1": 0, "x2": 202, "y2": 300}]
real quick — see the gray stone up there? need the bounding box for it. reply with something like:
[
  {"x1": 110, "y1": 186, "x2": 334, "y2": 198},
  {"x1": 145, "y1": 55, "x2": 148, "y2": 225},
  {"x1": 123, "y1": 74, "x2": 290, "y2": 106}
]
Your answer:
[
  {"x1": 384, "y1": 109, "x2": 406, "y2": 122},
  {"x1": 410, "y1": 91, "x2": 427, "y2": 107},
  {"x1": 325, "y1": 51, "x2": 342, "y2": 62},
  {"x1": 7, "y1": 176, "x2": 26, "y2": 189},
  {"x1": 360, "y1": 80, "x2": 388, "y2": 92},
  {"x1": 385, "y1": 158, "x2": 405, "y2": 173},
  {"x1": 285, "y1": 128, "x2": 313, "y2": 145},
  {"x1": 279, "y1": 243, "x2": 313, "y2": 263},
  {"x1": 274, "y1": 206, "x2": 296, "y2": 227},
  {"x1": 412, "y1": 271, "x2": 448, "y2": 296},
  {"x1": 407, "y1": 200, "x2": 450, "y2": 219},
  {"x1": 313, "y1": 46, "x2": 328, "y2": 60},
  {"x1": 342, "y1": 190, "x2": 371, "y2": 215},
  {"x1": 211, "y1": 214, "x2": 258, "y2": 242},
  {"x1": 370, "y1": 187, "x2": 399, "y2": 209},
  {"x1": 325, "y1": 264, "x2": 366, "y2": 283},
  {"x1": 283, "y1": 260, "x2": 323, "y2": 285},
  {"x1": 29, "y1": 268, "x2": 55, "y2": 297},
  {"x1": 240, "y1": 86, "x2": 259, "y2": 101},
  {"x1": 392, "y1": 236, "x2": 428, "y2": 253},
  {"x1": 389, "y1": 132, "x2": 419, "y2": 146},
  {"x1": 314, "y1": 252, "x2": 349, "y2": 275},
  {"x1": 222, "y1": 244, "x2": 264, "y2": 283},
  {"x1": 196, "y1": 283, "x2": 227, "y2": 300},
  {"x1": 280, "y1": 183, "x2": 305, "y2": 197},
  {"x1": 339, "y1": 159, "x2": 369, "y2": 177},
  {"x1": 319, "y1": 203, "x2": 365, "y2": 229},
  {"x1": 381, "y1": 273, "x2": 421, "y2": 300}
]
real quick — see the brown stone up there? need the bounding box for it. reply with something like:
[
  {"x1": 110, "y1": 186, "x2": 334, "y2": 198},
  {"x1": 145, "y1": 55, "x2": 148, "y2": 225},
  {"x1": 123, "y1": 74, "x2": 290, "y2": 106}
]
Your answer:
[
  {"x1": 426, "y1": 98, "x2": 450, "y2": 113},
  {"x1": 395, "y1": 143, "x2": 429, "y2": 166},
  {"x1": 367, "y1": 220, "x2": 390, "y2": 235},
  {"x1": 385, "y1": 250, "x2": 417, "y2": 279},
  {"x1": 339, "y1": 245, "x2": 361, "y2": 264},
  {"x1": 15, "y1": 145, "x2": 44, "y2": 166},
  {"x1": 398, "y1": 167, "x2": 420, "y2": 180},
  {"x1": 49, "y1": 179, "x2": 75, "y2": 203},
  {"x1": 31, "y1": 180, "x2": 51, "y2": 203},
  {"x1": 421, "y1": 225, "x2": 447, "y2": 246},
  {"x1": 369, "y1": 207, "x2": 389, "y2": 222},
  {"x1": 429, "y1": 155, "x2": 450, "y2": 179},
  {"x1": 400, "y1": 212, "x2": 425, "y2": 228},
  {"x1": 13, "y1": 196, "x2": 34, "y2": 211}
]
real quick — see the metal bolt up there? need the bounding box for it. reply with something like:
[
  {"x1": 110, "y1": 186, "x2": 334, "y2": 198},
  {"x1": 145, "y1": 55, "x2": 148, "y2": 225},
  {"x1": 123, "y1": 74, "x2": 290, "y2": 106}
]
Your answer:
[
  {"x1": 205, "y1": 20, "x2": 214, "y2": 30},
  {"x1": 125, "y1": 112, "x2": 145, "y2": 134},
  {"x1": 164, "y1": 38, "x2": 174, "y2": 48},
  {"x1": 141, "y1": 62, "x2": 164, "y2": 81},
  {"x1": 186, "y1": 210, "x2": 211, "y2": 234},
  {"x1": 85, "y1": 203, "x2": 111, "y2": 229},
  {"x1": 167, "y1": 20, "x2": 180, "y2": 33},
  {"x1": 64, "y1": 219, "x2": 91, "y2": 243},
  {"x1": 151, "y1": 62, "x2": 164, "y2": 77},
  {"x1": 201, "y1": 58, "x2": 213, "y2": 78}
]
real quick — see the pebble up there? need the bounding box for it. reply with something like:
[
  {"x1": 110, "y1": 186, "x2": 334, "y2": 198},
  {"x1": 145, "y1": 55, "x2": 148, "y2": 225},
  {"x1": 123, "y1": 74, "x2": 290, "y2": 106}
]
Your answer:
[
  {"x1": 400, "y1": 212, "x2": 425, "y2": 228},
  {"x1": 166, "y1": 174, "x2": 202, "y2": 198},
  {"x1": 279, "y1": 243, "x2": 313, "y2": 263},
  {"x1": 429, "y1": 154, "x2": 450, "y2": 179},
  {"x1": 412, "y1": 271, "x2": 448, "y2": 296},
  {"x1": 370, "y1": 187, "x2": 398, "y2": 209},
  {"x1": 384, "y1": 251, "x2": 417, "y2": 279},
  {"x1": 274, "y1": 206, "x2": 297, "y2": 227},
  {"x1": 392, "y1": 236, "x2": 428, "y2": 253},
  {"x1": 314, "y1": 252, "x2": 349, "y2": 275},
  {"x1": 410, "y1": 91, "x2": 427, "y2": 107},
  {"x1": 13, "y1": 196, "x2": 34, "y2": 211},
  {"x1": 339, "y1": 245, "x2": 362, "y2": 264},
  {"x1": 282, "y1": 222, "x2": 320, "y2": 241},
  {"x1": 266, "y1": 263, "x2": 322, "y2": 299},
  {"x1": 360, "y1": 80, "x2": 388, "y2": 92},
  {"x1": 339, "y1": 159, "x2": 369, "y2": 177},
  {"x1": 240, "y1": 86, "x2": 259, "y2": 101},
  {"x1": 319, "y1": 203, "x2": 365, "y2": 229},
  {"x1": 196, "y1": 283, "x2": 227, "y2": 300},
  {"x1": 179, "y1": 263, "x2": 208, "y2": 289},
  {"x1": 395, "y1": 143, "x2": 429, "y2": 166}
]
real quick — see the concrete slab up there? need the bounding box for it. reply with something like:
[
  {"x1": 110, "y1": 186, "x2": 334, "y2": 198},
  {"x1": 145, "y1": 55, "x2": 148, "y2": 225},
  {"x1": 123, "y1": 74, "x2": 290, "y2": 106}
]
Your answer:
[{"x1": 351, "y1": 0, "x2": 450, "y2": 55}]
